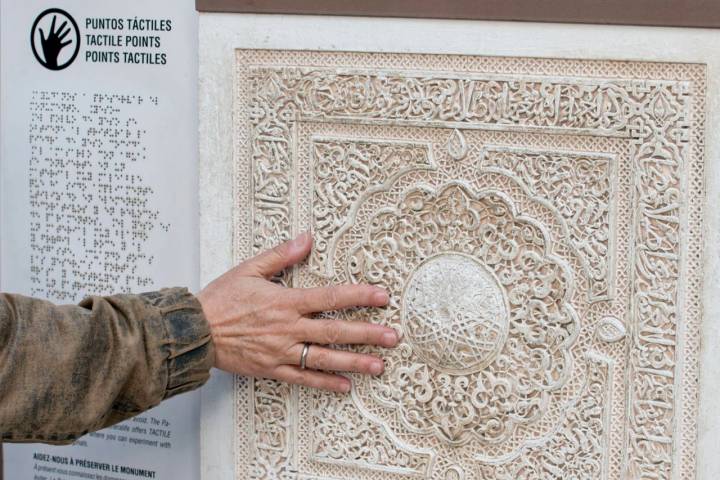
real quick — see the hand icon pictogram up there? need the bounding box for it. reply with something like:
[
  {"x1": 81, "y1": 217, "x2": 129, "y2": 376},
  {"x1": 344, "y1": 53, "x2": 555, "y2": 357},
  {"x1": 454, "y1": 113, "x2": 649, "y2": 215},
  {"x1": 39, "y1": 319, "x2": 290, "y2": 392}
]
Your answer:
[{"x1": 39, "y1": 15, "x2": 72, "y2": 69}]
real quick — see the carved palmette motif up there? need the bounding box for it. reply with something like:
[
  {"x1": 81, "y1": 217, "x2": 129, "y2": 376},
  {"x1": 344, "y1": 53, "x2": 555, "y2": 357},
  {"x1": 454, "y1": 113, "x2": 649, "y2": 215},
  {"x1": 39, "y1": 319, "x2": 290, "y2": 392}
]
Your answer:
[{"x1": 233, "y1": 50, "x2": 706, "y2": 479}]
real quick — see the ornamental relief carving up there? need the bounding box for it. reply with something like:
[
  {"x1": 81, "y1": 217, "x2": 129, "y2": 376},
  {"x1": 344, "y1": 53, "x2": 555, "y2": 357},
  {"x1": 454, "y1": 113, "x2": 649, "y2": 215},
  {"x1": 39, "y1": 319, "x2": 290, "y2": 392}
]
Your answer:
[
  {"x1": 479, "y1": 145, "x2": 617, "y2": 301},
  {"x1": 345, "y1": 182, "x2": 580, "y2": 447},
  {"x1": 233, "y1": 50, "x2": 706, "y2": 480}
]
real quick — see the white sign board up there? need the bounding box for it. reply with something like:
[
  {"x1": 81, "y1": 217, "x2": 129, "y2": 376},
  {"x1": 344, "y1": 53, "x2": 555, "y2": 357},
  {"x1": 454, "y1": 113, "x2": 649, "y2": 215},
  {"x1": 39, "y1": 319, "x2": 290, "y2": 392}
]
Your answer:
[{"x1": 1, "y1": 1, "x2": 200, "y2": 478}]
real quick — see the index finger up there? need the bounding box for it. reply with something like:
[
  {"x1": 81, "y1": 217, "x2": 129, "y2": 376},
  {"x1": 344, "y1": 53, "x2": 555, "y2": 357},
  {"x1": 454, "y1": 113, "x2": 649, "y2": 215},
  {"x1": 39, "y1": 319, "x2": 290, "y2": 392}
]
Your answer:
[{"x1": 294, "y1": 284, "x2": 389, "y2": 314}]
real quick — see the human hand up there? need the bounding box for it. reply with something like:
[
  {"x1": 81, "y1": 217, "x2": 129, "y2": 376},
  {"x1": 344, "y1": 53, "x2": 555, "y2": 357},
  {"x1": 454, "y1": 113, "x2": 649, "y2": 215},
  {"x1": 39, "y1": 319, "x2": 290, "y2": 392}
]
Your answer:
[
  {"x1": 197, "y1": 232, "x2": 398, "y2": 393},
  {"x1": 40, "y1": 15, "x2": 73, "y2": 69}
]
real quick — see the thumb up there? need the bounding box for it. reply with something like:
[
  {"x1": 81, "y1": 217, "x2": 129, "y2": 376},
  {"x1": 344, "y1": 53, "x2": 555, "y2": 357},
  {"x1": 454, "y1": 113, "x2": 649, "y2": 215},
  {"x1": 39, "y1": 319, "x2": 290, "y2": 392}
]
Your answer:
[{"x1": 245, "y1": 232, "x2": 312, "y2": 278}]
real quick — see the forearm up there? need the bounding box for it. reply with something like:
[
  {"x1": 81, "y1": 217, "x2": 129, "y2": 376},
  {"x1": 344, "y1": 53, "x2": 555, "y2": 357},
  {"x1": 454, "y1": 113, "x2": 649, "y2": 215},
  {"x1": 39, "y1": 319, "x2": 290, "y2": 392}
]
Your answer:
[{"x1": 0, "y1": 288, "x2": 214, "y2": 444}]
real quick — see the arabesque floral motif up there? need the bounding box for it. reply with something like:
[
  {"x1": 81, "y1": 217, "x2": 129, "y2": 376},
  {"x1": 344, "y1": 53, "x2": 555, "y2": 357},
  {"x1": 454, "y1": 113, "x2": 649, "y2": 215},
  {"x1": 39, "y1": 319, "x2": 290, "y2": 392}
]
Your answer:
[
  {"x1": 346, "y1": 183, "x2": 578, "y2": 447},
  {"x1": 311, "y1": 138, "x2": 434, "y2": 277},
  {"x1": 477, "y1": 354, "x2": 611, "y2": 479},
  {"x1": 480, "y1": 147, "x2": 616, "y2": 301}
]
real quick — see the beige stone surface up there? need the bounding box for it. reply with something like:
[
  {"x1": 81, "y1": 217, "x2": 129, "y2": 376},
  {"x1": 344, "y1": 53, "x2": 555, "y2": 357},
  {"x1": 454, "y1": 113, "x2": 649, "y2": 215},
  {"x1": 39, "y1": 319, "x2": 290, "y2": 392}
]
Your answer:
[{"x1": 230, "y1": 50, "x2": 706, "y2": 479}]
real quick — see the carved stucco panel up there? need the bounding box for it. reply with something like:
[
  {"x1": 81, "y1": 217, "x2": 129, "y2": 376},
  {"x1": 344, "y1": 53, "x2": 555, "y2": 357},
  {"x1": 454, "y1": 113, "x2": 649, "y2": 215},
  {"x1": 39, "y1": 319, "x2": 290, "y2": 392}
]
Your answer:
[{"x1": 233, "y1": 50, "x2": 706, "y2": 480}]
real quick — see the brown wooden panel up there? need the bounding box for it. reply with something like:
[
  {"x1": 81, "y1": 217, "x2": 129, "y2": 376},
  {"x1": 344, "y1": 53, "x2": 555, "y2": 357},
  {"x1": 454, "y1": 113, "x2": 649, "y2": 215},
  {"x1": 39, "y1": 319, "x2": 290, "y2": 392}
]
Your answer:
[{"x1": 195, "y1": 0, "x2": 720, "y2": 28}]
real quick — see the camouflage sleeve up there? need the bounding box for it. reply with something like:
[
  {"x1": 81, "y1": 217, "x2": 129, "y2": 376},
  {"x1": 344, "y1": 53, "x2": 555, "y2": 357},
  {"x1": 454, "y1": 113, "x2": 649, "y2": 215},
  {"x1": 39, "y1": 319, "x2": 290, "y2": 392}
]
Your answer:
[{"x1": 0, "y1": 288, "x2": 215, "y2": 444}]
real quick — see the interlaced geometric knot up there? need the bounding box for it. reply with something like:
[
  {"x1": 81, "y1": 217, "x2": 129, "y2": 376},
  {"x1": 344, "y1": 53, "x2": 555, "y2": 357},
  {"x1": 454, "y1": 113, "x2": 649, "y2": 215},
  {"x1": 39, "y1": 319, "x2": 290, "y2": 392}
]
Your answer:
[{"x1": 402, "y1": 253, "x2": 509, "y2": 374}]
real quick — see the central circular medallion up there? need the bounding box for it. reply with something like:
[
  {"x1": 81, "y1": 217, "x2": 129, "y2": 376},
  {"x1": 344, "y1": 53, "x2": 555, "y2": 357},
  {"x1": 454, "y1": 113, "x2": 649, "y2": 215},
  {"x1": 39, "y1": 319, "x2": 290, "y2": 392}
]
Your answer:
[{"x1": 401, "y1": 253, "x2": 509, "y2": 374}]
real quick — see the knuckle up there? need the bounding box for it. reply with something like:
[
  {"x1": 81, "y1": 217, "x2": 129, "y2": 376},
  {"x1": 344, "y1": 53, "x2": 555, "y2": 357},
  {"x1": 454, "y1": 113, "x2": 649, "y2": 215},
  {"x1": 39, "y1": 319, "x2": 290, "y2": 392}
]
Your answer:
[
  {"x1": 283, "y1": 345, "x2": 298, "y2": 364},
  {"x1": 314, "y1": 350, "x2": 331, "y2": 370},
  {"x1": 291, "y1": 370, "x2": 307, "y2": 385},
  {"x1": 362, "y1": 325, "x2": 375, "y2": 344},
  {"x1": 332, "y1": 378, "x2": 350, "y2": 392},
  {"x1": 361, "y1": 285, "x2": 376, "y2": 302},
  {"x1": 351, "y1": 357, "x2": 365, "y2": 373},
  {"x1": 287, "y1": 316, "x2": 305, "y2": 338},
  {"x1": 324, "y1": 321, "x2": 343, "y2": 344},
  {"x1": 323, "y1": 287, "x2": 339, "y2": 311},
  {"x1": 271, "y1": 244, "x2": 288, "y2": 263},
  {"x1": 256, "y1": 353, "x2": 274, "y2": 369},
  {"x1": 293, "y1": 297, "x2": 308, "y2": 315},
  {"x1": 318, "y1": 376, "x2": 336, "y2": 391}
]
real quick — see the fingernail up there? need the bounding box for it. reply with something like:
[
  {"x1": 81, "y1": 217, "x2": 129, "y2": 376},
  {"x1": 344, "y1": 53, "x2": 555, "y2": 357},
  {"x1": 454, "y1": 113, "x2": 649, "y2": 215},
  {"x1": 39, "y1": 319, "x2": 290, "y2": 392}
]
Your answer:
[
  {"x1": 382, "y1": 331, "x2": 398, "y2": 347},
  {"x1": 341, "y1": 381, "x2": 351, "y2": 393},
  {"x1": 373, "y1": 290, "x2": 389, "y2": 304},
  {"x1": 370, "y1": 361, "x2": 384, "y2": 375}
]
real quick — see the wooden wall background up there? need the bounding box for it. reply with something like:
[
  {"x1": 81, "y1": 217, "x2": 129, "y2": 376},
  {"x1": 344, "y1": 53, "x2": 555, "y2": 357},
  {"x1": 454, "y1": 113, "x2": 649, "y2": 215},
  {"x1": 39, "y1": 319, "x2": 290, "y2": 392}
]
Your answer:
[{"x1": 196, "y1": 0, "x2": 720, "y2": 28}]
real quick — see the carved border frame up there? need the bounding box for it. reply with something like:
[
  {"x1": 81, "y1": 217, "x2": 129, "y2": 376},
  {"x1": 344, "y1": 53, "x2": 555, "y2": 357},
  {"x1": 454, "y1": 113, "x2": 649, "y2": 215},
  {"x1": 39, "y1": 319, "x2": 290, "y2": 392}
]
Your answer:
[{"x1": 233, "y1": 50, "x2": 706, "y2": 479}]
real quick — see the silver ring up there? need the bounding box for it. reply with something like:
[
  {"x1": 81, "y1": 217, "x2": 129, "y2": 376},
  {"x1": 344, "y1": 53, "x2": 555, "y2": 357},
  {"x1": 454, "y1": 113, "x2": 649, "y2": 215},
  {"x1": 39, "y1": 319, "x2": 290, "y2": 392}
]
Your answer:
[{"x1": 300, "y1": 343, "x2": 311, "y2": 370}]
